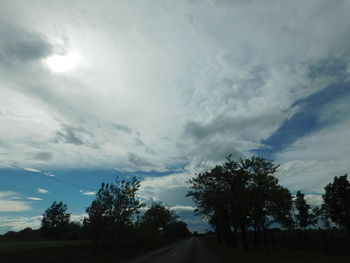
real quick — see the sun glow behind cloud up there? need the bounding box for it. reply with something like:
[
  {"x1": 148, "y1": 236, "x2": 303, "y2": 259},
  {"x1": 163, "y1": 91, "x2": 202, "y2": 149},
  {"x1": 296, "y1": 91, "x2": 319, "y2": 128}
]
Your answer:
[{"x1": 46, "y1": 52, "x2": 79, "y2": 73}]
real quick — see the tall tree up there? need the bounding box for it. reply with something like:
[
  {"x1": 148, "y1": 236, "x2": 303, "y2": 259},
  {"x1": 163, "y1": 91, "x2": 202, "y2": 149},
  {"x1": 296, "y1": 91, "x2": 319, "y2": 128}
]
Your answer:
[
  {"x1": 270, "y1": 186, "x2": 294, "y2": 237},
  {"x1": 41, "y1": 201, "x2": 70, "y2": 240},
  {"x1": 187, "y1": 155, "x2": 290, "y2": 250},
  {"x1": 245, "y1": 157, "x2": 281, "y2": 246},
  {"x1": 85, "y1": 176, "x2": 144, "y2": 243},
  {"x1": 295, "y1": 191, "x2": 311, "y2": 230},
  {"x1": 323, "y1": 174, "x2": 350, "y2": 230}
]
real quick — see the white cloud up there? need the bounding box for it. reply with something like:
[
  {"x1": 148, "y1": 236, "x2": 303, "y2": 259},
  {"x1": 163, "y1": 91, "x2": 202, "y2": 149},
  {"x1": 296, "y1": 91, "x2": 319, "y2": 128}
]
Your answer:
[
  {"x1": 70, "y1": 213, "x2": 86, "y2": 224},
  {"x1": 170, "y1": 205, "x2": 195, "y2": 212},
  {"x1": 37, "y1": 188, "x2": 49, "y2": 194},
  {"x1": 0, "y1": 213, "x2": 87, "y2": 234},
  {"x1": 305, "y1": 194, "x2": 323, "y2": 207},
  {"x1": 140, "y1": 173, "x2": 191, "y2": 192},
  {"x1": 81, "y1": 191, "x2": 96, "y2": 196},
  {"x1": 276, "y1": 118, "x2": 350, "y2": 193},
  {"x1": 26, "y1": 197, "x2": 43, "y2": 201},
  {"x1": 139, "y1": 172, "x2": 195, "y2": 207},
  {"x1": 0, "y1": 216, "x2": 42, "y2": 234},
  {"x1": 0, "y1": 191, "x2": 31, "y2": 212},
  {"x1": 23, "y1": 168, "x2": 41, "y2": 173}
]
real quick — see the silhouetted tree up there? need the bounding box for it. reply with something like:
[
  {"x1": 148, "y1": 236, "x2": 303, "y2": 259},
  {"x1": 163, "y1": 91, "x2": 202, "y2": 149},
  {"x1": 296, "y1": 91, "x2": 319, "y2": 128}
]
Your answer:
[
  {"x1": 163, "y1": 221, "x2": 190, "y2": 239},
  {"x1": 187, "y1": 155, "x2": 290, "y2": 250},
  {"x1": 141, "y1": 202, "x2": 178, "y2": 234},
  {"x1": 188, "y1": 162, "x2": 238, "y2": 247},
  {"x1": 246, "y1": 157, "x2": 284, "y2": 247},
  {"x1": 270, "y1": 186, "x2": 294, "y2": 237},
  {"x1": 312, "y1": 205, "x2": 331, "y2": 229},
  {"x1": 84, "y1": 176, "x2": 144, "y2": 243},
  {"x1": 295, "y1": 191, "x2": 312, "y2": 230},
  {"x1": 323, "y1": 174, "x2": 350, "y2": 231},
  {"x1": 41, "y1": 201, "x2": 70, "y2": 240}
]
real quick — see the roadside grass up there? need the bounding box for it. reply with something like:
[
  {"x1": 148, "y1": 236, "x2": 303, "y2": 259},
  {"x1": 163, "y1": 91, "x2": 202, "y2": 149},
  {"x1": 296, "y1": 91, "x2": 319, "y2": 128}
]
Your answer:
[
  {"x1": 203, "y1": 238, "x2": 350, "y2": 263},
  {"x1": 0, "y1": 240, "x2": 89, "y2": 252},
  {"x1": 0, "y1": 238, "x2": 181, "y2": 263}
]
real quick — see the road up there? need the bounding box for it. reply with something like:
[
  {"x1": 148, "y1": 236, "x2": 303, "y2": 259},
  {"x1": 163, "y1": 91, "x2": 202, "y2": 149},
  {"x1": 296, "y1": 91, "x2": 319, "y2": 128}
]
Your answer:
[{"x1": 124, "y1": 237, "x2": 220, "y2": 263}]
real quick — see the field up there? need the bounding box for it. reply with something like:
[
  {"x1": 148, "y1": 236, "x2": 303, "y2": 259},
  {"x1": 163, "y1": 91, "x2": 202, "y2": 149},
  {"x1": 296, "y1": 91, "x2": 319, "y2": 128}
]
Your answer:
[
  {"x1": 203, "y1": 236, "x2": 350, "y2": 263},
  {"x1": 0, "y1": 239, "x2": 177, "y2": 263}
]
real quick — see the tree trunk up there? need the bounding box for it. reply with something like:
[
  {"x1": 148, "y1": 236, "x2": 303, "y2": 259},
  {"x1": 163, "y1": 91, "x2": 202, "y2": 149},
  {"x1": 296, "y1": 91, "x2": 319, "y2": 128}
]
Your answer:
[{"x1": 240, "y1": 220, "x2": 248, "y2": 250}]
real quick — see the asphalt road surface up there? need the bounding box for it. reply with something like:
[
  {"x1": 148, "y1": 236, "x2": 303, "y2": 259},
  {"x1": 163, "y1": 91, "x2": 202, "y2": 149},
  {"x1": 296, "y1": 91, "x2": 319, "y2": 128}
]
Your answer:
[{"x1": 124, "y1": 237, "x2": 220, "y2": 263}]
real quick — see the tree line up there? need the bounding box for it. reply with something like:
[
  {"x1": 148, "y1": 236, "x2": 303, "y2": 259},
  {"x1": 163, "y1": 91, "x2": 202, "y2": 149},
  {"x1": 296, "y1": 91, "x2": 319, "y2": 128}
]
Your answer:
[
  {"x1": 187, "y1": 155, "x2": 350, "y2": 250},
  {"x1": 2, "y1": 155, "x2": 349, "y2": 252},
  {"x1": 1, "y1": 177, "x2": 190, "y2": 244}
]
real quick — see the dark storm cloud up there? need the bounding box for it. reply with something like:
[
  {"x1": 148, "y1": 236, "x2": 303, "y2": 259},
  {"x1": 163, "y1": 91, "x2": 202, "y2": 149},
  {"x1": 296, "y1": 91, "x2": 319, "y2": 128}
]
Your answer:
[
  {"x1": 184, "y1": 113, "x2": 282, "y2": 141},
  {"x1": 54, "y1": 125, "x2": 84, "y2": 145},
  {"x1": 308, "y1": 58, "x2": 349, "y2": 80},
  {"x1": 134, "y1": 137, "x2": 155, "y2": 155},
  {"x1": 128, "y1": 152, "x2": 157, "y2": 169},
  {"x1": 111, "y1": 123, "x2": 133, "y2": 134},
  {"x1": 182, "y1": 113, "x2": 284, "y2": 162},
  {"x1": 0, "y1": 22, "x2": 52, "y2": 65},
  {"x1": 53, "y1": 124, "x2": 98, "y2": 148},
  {"x1": 33, "y1": 151, "x2": 53, "y2": 161}
]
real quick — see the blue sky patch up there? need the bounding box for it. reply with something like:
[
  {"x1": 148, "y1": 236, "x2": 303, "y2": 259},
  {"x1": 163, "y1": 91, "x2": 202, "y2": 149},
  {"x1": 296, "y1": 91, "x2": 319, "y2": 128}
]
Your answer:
[{"x1": 255, "y1": 80, "x2": 350, "y2": 158}]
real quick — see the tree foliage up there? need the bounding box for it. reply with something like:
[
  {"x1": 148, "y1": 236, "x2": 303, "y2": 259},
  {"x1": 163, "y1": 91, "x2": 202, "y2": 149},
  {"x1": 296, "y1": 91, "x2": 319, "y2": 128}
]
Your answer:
[
  {"x1": 187, "y1": 155, "x2": 292, "y2": 249},
  {"x1": 323, "y1": 174, "x2": 350, "y2": 230},
  {"x1": 295, "y1": 190, "x2": 312, "y2": 229},
  {"x1": 41, "y1": 201, "x2": 70, "y2": 240},
  {"x1": 141, "y1": 202, "x2": 178, "y2": 234},
  {"x1": 163, "y1": 221, "x2": 190, "y2": 239},
  {"x1": 84, "y1": 176, "x2": 144, "y2": 242}
]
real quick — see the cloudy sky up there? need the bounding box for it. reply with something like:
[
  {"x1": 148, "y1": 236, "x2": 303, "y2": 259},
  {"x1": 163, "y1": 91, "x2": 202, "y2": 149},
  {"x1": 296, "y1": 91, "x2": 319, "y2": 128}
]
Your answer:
[{"x1": 0, "y1": 0, "x2": 350, "y2": 233}]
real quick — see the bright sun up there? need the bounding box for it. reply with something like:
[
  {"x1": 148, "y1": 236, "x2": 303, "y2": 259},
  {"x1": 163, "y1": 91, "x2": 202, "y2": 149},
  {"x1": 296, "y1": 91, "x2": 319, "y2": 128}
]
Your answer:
[{"x1": 46, "y1": 52, "x2": 79, "y2": 73}]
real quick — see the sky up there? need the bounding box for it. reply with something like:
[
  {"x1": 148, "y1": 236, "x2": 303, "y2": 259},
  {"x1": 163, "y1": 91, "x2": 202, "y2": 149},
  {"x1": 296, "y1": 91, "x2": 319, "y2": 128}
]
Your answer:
[{"x1": 0, "y1": 0, "x2": 350, "y2": 233}]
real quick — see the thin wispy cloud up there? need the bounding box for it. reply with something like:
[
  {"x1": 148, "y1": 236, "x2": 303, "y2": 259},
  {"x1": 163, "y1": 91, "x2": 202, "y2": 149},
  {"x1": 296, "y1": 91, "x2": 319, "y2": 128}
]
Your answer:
[
  {"x1": 80, "y1": 190, "x2": 96, "y2": 196},
  {"x1": 82, "y1": 191, "x2": 96, "y2": 196},
  {"x1": 36, "y1": 188, "x2": 49, "y2": 194},
  {"x1": 26, "y1": 197, "x2": 43, "y2": 201}
]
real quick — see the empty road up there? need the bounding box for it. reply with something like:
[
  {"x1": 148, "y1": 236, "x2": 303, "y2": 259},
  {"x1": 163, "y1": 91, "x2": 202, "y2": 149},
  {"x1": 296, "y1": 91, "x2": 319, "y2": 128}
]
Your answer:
[{"x1": 124, "y1": 237, "x2": 220, "y2": 263}]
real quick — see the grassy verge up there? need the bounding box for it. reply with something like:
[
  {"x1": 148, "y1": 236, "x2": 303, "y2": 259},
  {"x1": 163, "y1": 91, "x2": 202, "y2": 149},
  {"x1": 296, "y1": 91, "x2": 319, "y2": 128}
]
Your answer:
[
  {"x1": 203, "y1": 238, "x2": 350, "y2": 263},
  {"x1": 0, "y1": 238, "x2": 181, "y2": 263},
  {"x1": 0, "y1": 240, "x2": 89, "y2": 253}
]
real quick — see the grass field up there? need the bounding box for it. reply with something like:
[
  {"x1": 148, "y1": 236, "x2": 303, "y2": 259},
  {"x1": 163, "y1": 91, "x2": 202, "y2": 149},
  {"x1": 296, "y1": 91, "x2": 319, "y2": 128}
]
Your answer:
[
  {"x1": 0, "y1": 240, "x2": 89, "y2": 252},
  {"x1": 0, "y1": 239, "x2": 178, "y2": 263},
  {"x1": 203, "y1": 238, "x2": 350, "y2": 263}
]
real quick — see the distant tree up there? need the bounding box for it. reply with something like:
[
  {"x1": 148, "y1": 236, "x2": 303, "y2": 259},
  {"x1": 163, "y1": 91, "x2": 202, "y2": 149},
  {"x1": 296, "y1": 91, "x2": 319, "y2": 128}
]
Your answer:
[
  {"x1": 294, "y1": 191, "x2": 311, "y2": 230},
  {"x1": 312, "y1": 205, "x2": 331, "y2": 229},
  {"x1": 41, "y1": 201, "x2": 70, "y2": 240},
  {"x1": 163, "y1": 221, "x2": 190, "y2": 239},
  {"x1": 84, "y1": 176, "x2": 144, "y2": 243},
  {"x1": 323, "y1": 174, "x2": 350, "y2": 230},
  {"x1": 141, "y1": 202, "x2": 177, "y2": 234}
]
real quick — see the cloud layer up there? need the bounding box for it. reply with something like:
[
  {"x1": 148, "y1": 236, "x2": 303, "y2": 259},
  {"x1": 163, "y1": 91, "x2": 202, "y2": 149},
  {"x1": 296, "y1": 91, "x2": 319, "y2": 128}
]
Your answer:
[
  {"x1": 0, "y1": 0, "x2": 348, "y2": 173},
  {"x1": 1, "y1": 0, "x2": 350, "y2": 230}
]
